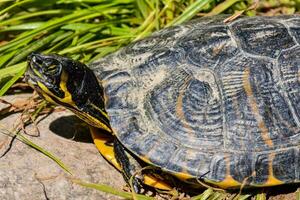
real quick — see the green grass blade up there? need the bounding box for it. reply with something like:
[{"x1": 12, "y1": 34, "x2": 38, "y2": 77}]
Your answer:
[
  {"x1": 0, "y1": 10, "x2": 70, "y2": 27},
  {"x1": 0, "y1": 62, "x2": 26, "y2": 79},
  {"x1": 136, "y1": 0, "x2": 151, "y2": 20},
  {"x1": 0, "y1": 3, "x2": 121, "y2": 53},
  {"x1": 0, "y1": 50, "x2": 18, "y2": 68},
  {"x1": 58, "y1": 36, "x2": 131, "y2": 54},
  {"x1": 206, "y1": 0, "x2": 242, "y2": 16},
  {"x1": 89, "y1": 45, "x2": 120, "y2": 62},
  {"x1": 235, "y1": 194, "x2": 251, "y2": 200},
  {"x1": 255, "y1": 193, "x2": 266, "y2": 200},
  {"x1": 296, "y1": 188, "x2": 300, "y2": 200},
  {"x1": 0, "y1": 64, "x2": 26, "y2": 96},
  {"x1": 72, "y1": 179, "x2": 154, "y2": 200},
  {"x1": 0, "y1": 0, "x2": 33, "y2": 16},
  {"x1": 0, "y1": 22, "x2": 44, "y2": 32},
  {"x1": 17, "y1": 133, "x2": 72, "y2": 174},
  {"x1": 191, "y1": 188, "x2": 214, "y2": 200},
  {"x1": 207, "y1": 192, "x2": 227, "y2": 200},
  {"x1": 7, "y1": 30, "x2": 64, "y2": 66},
  {"x1": 167, "y1": 0, "x2": 215, "y2": 26},
  {"x1": 61, "y1": 23, "x2": 98, "y2": 31}
]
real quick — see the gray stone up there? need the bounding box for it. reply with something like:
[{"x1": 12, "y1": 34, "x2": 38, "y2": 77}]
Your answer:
[{"x1": 0, "y1": 94, "x2": 125, "y2": 200}]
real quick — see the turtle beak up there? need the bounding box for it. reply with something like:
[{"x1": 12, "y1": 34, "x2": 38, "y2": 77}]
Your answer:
[{"x1": 26, "y1": 52, "x2": 45, "y2": 86}]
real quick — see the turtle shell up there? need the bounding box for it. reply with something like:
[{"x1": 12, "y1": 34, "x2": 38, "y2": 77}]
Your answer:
[{"x1": 89, "y1": 15, "x2": 300, "y2": 188}]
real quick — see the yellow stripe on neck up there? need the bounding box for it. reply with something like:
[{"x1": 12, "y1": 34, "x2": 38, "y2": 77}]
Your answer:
[{"x1": 59, "y1": 71, "x2": 75, "y2": 105}]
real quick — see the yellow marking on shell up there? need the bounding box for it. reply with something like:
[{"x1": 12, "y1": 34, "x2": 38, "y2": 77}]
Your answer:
[
  {"x1": 172, "y1": 170, "x2": 194, "y2": 181},
  {"x1": 211, "y1": 155, "x2": 241, "y2": 188},
  {"x1": 139, "y1": 155, "x2": 151, "y2": 164},
  {"x1": 175, "y1": 77, "x2": 193, "y2": 134},
  {"x1": 90, "y1": 127, "x2": 172, "y2": 190},
  {"x1": 264, "y1": 153, "x2": 283, "y2": 186},
  {"x1": 242, "y1": 68, "x2": 273, "y2": 148},
  {"x1": 139, "y1": 155, "x2": 194, "y2": 182},
  {"x1": 207, "y1": 175, "x2": 241, "y2": 189}
]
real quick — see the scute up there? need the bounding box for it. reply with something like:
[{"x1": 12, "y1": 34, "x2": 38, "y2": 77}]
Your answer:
[
  {"x1": 286, "y1": 18, "x2": 300, "y2": 43},
  {"x1": 90, "y1": 15, "x2": 300, "y2": 187},
  {"x1": 229, "y1": 17, "x2": 296, "y2": 58},
  {"x1": 176, "y1": 25, "x2": 238, "y2": 67}
]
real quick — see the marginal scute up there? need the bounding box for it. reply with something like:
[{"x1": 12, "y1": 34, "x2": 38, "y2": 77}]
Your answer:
[
  {"x1": 114, "y1": 115, "x2": 145, "y2": 147},
  {"x1": 285, "y1": 18, "x2": 300, "y2": 44},
  {"x1": 230, "y1": 18, "x2": 296, "y2": 58},
  {"x1": 273, "y1": 148, "x2": 297, "y2": 182},
  {"x1": 230, "y1": 153, "x2": 253, "y2": 183},
  {"x1": 92, "y1": 15, "x2": 300, "y2": 187},
  {"x1": 147, "y1": 138, "x2": 177, "y2": 167},
  {"x1": 167, "y1": 148, "x2": 211, "y2": 177},
  {"x1": 209, "y1": 154, "x2": 227, "y2": 182},
  {"x1": 253, "y1": 153, "x2": 270, "y2": 184}
]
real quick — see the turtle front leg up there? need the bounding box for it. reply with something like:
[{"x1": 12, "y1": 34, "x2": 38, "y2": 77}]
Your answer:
[
  {"x1": 90, "y1": 127, "x2": 172, "y2": 192},
  {"x1": 114, "y1": 138, "x2": 144, "y2": 193}
]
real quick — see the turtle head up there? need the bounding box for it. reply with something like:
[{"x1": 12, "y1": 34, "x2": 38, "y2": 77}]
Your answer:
[{"x1": 26, "y1": 52, "x2": 111, "y2": 132}]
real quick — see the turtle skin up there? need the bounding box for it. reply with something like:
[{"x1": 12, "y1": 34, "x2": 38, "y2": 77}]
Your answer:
[{"x1": 89, "y1": 15, "x2": 300, "y2": 188}]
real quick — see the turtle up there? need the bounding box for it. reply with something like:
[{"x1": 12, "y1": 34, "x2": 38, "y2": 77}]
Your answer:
[{"x1": 25, "y1": 15, "x2": 300, "y2": 192}]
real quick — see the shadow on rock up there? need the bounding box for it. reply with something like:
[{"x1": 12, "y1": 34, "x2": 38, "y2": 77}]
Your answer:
[{"x1": 49, "y1": 115, "x2": 93, "y2": 143}]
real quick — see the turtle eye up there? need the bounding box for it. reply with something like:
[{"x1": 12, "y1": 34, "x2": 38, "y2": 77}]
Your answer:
[{"x1": 44, "y1": 60, "x2": 62, "y2": 76}]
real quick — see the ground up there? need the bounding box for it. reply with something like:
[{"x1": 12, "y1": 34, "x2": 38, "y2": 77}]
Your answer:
[{"x1": 0, "y1": 94, "x2": 125, "y2": 200}]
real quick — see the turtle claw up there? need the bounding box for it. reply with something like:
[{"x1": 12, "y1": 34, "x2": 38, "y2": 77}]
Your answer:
[{"x1": 132, "y1": 176, "x2": 144, "y2": 193}]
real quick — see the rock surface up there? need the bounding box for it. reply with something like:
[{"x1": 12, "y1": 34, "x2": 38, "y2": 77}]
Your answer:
[{"x1": 0, "y1": 94, "x2": 125, "y2": 200}]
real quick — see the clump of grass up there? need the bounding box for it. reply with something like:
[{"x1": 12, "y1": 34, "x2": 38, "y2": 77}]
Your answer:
[
  {"x1": 1, "y1": 0, "x2": 300, "y2": 199},
  {"x1": 1, "y1": 0, "x2": 299, "y2": 95}
]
